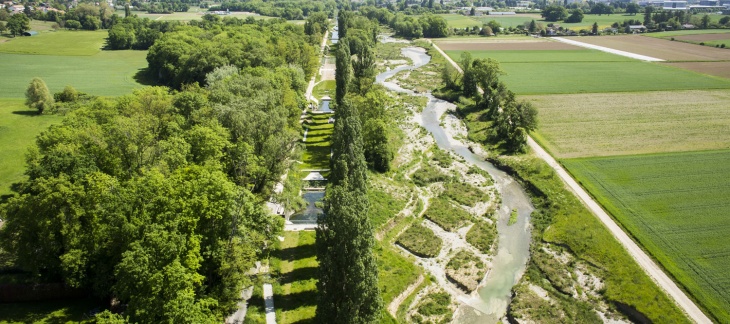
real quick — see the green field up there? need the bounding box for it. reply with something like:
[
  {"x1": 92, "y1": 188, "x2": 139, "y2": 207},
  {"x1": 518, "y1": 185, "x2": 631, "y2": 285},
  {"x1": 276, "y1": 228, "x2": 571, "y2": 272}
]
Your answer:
[
  {"x1": 563, "y1": 150, "x2": 730, "y2": 323},
  {"x1": 474, "y1": 13, "x2": 542, "y2": 28},
  {"x1": 437, "y1": 14, "x2": 482, "y2": 28},
  {"x1": 471, "y1": 13, "x2": 624, "y2": 30},
  {"x1": 0, "y1": 99, "x2": 64, "y2": 196},
  {"x1": 528, "y1": 90, "x2": 730, "y2": 158},
  {"x1": 271, "y1": 231, "x2": 318, "y2": 324},
  {"x1": 0, "y1": 30, "x2": 107, "y2": 56},
  {"x1": 0, "y1": 51, "x2": 147, "y2": 98},
  {"x1": 301, "y1": 113, "x2": 333, "y2": 170},
  {"x1": 445, "y1": 49, "x2": 632, "y2": 63},
  {"x1": 0, "y1": 298, "x2": 101, "y2": 323}
]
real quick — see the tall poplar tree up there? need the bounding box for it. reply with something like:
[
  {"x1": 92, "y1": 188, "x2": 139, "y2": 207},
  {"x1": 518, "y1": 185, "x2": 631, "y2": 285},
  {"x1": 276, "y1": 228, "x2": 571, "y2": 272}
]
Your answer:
[
  {"x1": 316, "y1": 99, "x2": 383, "y2": 323},
  {"x1": 335, "y1": 40, "x2": 352, "y2": 105}
]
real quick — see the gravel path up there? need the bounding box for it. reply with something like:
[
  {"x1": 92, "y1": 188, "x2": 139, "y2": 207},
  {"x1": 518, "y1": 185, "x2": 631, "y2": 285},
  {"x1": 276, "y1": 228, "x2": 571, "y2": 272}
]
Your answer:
[
  {"x1": 429, "y1": 39, "x2": 710, "y2": 324},
  {"x1": 551, "y1": 37, "x2": 665, "y2": 62},
  {"x1": 263, "y1": 283, "x2": 276, "y2": 324},
  {"x1": 387, "y1": 274, "x2": 425, "y2": 317}
]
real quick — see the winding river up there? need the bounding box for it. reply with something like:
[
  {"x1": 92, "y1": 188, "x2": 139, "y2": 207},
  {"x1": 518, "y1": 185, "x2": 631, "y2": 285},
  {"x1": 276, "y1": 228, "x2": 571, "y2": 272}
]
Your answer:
[{"x1": 375, "y1": 45, "x2": 534, "y2": 323}]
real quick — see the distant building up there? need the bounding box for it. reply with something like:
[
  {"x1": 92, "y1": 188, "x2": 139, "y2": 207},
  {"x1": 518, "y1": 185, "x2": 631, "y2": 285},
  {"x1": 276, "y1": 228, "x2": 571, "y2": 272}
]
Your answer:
[
  {"x1": 663, "y1": 0, "x2": 689, "y2": 9},
  {"x1": 10, "y1": 4, "x2": 24, "y2": 14}
]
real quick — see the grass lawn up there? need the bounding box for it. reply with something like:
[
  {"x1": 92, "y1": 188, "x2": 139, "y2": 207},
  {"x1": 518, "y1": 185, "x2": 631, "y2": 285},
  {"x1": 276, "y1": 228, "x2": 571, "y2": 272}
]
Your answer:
[
  {"x1": 445, "y1": 49, "x2": 632, "y2": 63},
  {"x1": 311, "y1": 80, "x2": 335, "y2": 101},
  {"x1": 473, "y1": 13, "x2": 542, "y2": 28},
  {"x1": 562, "y1": 150, "x2": 730, "y2": 323},
  {"x1": 0, "y1": 298, "x2": 102, "y2": 323},
  {"x1": 0, "y1": 51, "x2": 148, "y2": 98},
  {"x1": 527, "y1": 90, "x2": 730, "y2": 158},
  {"x1": 0, "y1": 99, "x2": 64, "y2": 196},
  {"x1": 271, "y1": 231, "x2": 318, "y2": 324},
  {"x1": 301, "y1": 113, "x2": 333, "y2": 170},
  {"x1": 0, "y1": 30, "x2": 107, "y2": 56}
]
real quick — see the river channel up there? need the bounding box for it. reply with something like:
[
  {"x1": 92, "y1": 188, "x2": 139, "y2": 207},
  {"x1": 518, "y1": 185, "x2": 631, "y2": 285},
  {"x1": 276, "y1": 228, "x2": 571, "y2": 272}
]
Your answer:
[{"x1": 375, "y1": 44, "x2": 534, "y2": 323}]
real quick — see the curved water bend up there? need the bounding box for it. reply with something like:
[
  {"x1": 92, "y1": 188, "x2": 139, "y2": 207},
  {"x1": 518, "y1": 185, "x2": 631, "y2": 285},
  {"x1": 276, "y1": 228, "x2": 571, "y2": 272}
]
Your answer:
[{"x1": 376, "y1": 46, "x2": 534, "y2": 323}]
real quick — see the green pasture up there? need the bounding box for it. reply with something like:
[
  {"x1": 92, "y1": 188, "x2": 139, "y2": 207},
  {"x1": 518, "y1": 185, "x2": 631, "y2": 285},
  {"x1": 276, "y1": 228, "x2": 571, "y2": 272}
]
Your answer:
[
  {"x1": 0, "y1": 99, "x2": 63, "y2": 196},
  {"x1": 437, "y1": 14, "x2": 482, "y2": 28},
  {"x1": 474, "y1": 13, "x2": 542, "y2": 28},
  {"x1": 499, "y1": 61, "x2": 730, "y2": 94},
  {"x1": 554, "y1": 14, "x2": 637, "y2": 30},
  {"x1": 563, "y1": 150, "x2": 730, "y2": 323},
  {"x1": 0, "y1": 51, "x2": 147, "y2": 98},
  {"x1": 528, "y1": 90, "x2": 730, "y2": 158},
  {"x1": 0, "y1": 30, "x2": 107, "y2": 56},
  {"x1": 301, "y1": 112, "x2": 333, "y2": 170},
  {"x1": 445, "y1": 49, "x2": 632, "y2": 63}
]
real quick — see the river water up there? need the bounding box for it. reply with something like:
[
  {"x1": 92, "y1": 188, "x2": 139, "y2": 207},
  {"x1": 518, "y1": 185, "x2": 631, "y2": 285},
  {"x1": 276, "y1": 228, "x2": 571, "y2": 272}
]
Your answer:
[{"x1": 375, "y1": 45, "x2": 534, "y2": 323}]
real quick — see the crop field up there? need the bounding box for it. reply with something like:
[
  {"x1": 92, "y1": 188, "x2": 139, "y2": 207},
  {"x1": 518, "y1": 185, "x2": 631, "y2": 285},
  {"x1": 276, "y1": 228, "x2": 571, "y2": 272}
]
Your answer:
[
  {"x1": 0, "y1": 51, "x2": 148, "y2": 98},
  {"x1": 437, "y1": 40, "x2": 579, "y2": 51},
  {"x1": 568, "y1": 35, "x2": 730, "y2": 61},
  {"x1": 562, "y1": 150, "x2": 730, "y2": 323},
  {"x1": 499, "y1": 60, "x2": 730, "y2": 94},
  {"x1": 644, "y1": 28, "x2": 730, "y2": 38},
  {"x1": 662, "y1": 61, "x2": 730, "y2": 79},
  {"x1": 527, "y1": 90, "x2": 730, "y2": 158},
  {"x1": 445, "y1": 49, "x2": 631, "y2": 62},
  {"x1": 0, "y1": 99, "x2": 64, "y2": 196},
  {"x1": 0, "y1": 30, "x2": 107, "y2": 56},
  {"x1": 301, "y1": 112, "x2": 333, "y2": 170}
]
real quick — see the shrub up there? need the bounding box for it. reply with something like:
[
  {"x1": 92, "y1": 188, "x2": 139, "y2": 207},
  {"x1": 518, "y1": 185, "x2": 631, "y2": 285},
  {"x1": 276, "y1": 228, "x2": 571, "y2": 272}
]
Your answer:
[
  {"x1": 424, "y1": 196, "x2": 472, "y2": 231},
  {"x1": 412, "y1": 164, "x2": 448, "y2": 186},
  {"x1": 466, "y1": 220, "x2": 498, "y2": 254},
  {"x1": 396, "y1": 223, "x2": 442, "y2": 258},
  {"x1": 431, "y1": 147, "x2": 453, "y2": 167},
  {"x1": 442, "y1": 181, "x2": 489, "y2": 207}
]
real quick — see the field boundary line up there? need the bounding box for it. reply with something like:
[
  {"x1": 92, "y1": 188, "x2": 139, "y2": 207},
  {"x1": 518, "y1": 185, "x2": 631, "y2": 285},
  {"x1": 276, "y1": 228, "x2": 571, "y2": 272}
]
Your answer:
[
  {"x1": 429, "y1": 39, "x2": 711, "y2": 324},
  {"x1": 551, "y1": 37, "x2": 665, "y2": 62}
]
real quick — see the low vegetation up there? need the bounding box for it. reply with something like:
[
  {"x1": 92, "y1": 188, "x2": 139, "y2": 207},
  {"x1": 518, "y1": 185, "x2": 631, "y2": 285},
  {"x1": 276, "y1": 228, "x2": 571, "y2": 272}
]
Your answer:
[
  {"x1": 508, "y1": 208, "x2": 518, "y2": 226},
  {"x1": 410, "y1": 289, "x2": 453, "y2": 324},
  {"x1": 442, "y1": 181, "x2": 488, "y2": 207},
  {"x1": 271, "y1": 231, "x2": 318, "y2": 324},
  {"x1": 301, "y1": 113, "x2": 334, "y2": 170},
  {"x1": 411, "y1": 164, "x2": 447, "y2": 187},
  {"x1": 445, "y1": 250, "x2": 486, "y2": 293},
  {"x1": 465, "y1": 220, "x2": 497, "y2": 254},
  {"x1": 423, "y1": 196, "x2": 472, "y2": 232},
  {"x1": 396, "y1": 222, "x2": 442, "y2": 258}
]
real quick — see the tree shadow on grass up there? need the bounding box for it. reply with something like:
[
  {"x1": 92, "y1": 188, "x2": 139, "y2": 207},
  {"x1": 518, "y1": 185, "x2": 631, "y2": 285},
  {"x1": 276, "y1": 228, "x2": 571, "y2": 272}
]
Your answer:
[
  {"x1": 276, "y1": 289, "x2": 318, "y2": 314},
  {"x1": 0, "y1": 298, "x2": 104, "y2": 324},
  {"x1": 11, "y1": 110, "x2": 40, "y2": 116},
  {"x1": 277, "y1": 243, "x2": 317, "y2": 263},
  {"x1": 133, "y1": 67, "x2": 159, "y2": 86},
  {"x1": 281, "y1": 266, "x2": 318, "y2": 285}
]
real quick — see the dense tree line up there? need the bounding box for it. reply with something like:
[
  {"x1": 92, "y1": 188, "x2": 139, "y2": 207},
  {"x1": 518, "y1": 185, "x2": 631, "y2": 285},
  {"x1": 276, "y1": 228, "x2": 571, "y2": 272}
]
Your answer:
[
  {"x1": 211, "y1": 0, "x2": 336, "y2": 20},
  {"x1": 146, "y1": 18, "x2": 320, "y2": 89},
  {"x1": 108, "y1": 16, "x2": 183, "y2": 50},
  {"x1": 441, "y1": 53, "x2": 537, "y2": 152}
]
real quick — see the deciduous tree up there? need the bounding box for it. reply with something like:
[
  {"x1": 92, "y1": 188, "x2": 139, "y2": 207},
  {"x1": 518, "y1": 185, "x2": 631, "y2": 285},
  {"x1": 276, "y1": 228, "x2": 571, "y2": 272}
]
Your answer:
[
  {"x1": 25, "y1": 77, "x2": 54, "y2": 114},
  {"x1": 7, "y1": 13, "x2": 30, "y2": 37}
]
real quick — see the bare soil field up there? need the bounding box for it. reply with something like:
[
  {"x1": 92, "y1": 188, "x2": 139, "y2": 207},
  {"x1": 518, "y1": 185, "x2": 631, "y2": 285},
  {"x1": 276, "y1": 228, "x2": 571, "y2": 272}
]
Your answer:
[
  {"x1": 674, "y1": 33, "x2": 730, "y2": 42},
  {"x1": 569, "y1": 35, "x2": 730, "y2": 61},
  {"x1": 661, "y1": 61, "x2": 730, "y2": 79},
  {"x1": 435, "y1": 40, "x2": 580, "y2": 51},
  {"x1": 527, "y1": 90, "x2": 730, "y2": 158}
]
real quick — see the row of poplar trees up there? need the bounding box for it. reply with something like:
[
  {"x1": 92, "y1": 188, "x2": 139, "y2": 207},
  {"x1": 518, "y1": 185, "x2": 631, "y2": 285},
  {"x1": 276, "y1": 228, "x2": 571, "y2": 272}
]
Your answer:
[{"x1": 315, "y1": 9, "x2": 384, "y2": 323}]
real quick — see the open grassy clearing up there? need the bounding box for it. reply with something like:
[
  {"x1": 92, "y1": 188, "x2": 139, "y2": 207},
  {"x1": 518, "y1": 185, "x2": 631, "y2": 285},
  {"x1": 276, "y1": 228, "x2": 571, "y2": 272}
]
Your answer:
[
  {"x1": 271, "y1": 231, "x2": 318, "y2": 324},
  {"x1": 562, "y1": 150, "x2": 730, "y2": 323},
  {"x1": 0, "y1": 51, "x2": 147, "y2": 98},
  {"x1": 0, "y1": 99, "x2": 64, "y2": 196},
  {"x1": 0, "y1": 30, "x2": 107, "y2": 56},
  {"x1": 311, "y1": 80, "x2": 335, "y2": 101},
  {"x1": 474, "y1": 13, "x2": 542, "y2": 28},
  {"x1": 527, "y1": 90, "x2": 730, "y2": 158},
  {"x1": 469, "y1": 13, "x2": 625, "y2": 30},
  {"x1": 572, "y1": 35, "x2": 730, "y2": 61},
  {"x1": 446, "y1": 49, "x2": 632, "y2": 62},
  {"x1": 301, "y1": 112, "x2": 333, "y2": 170},
  {"x1": 0, "y1": 298, "x2": 102, "y2": 323}
]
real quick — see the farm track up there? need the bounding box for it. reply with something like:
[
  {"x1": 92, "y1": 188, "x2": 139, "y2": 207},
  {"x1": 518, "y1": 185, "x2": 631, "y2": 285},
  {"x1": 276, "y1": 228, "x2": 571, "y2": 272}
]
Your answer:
[{"x1": 429, "y1": 40, "x2": 713, "y2": 324}]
